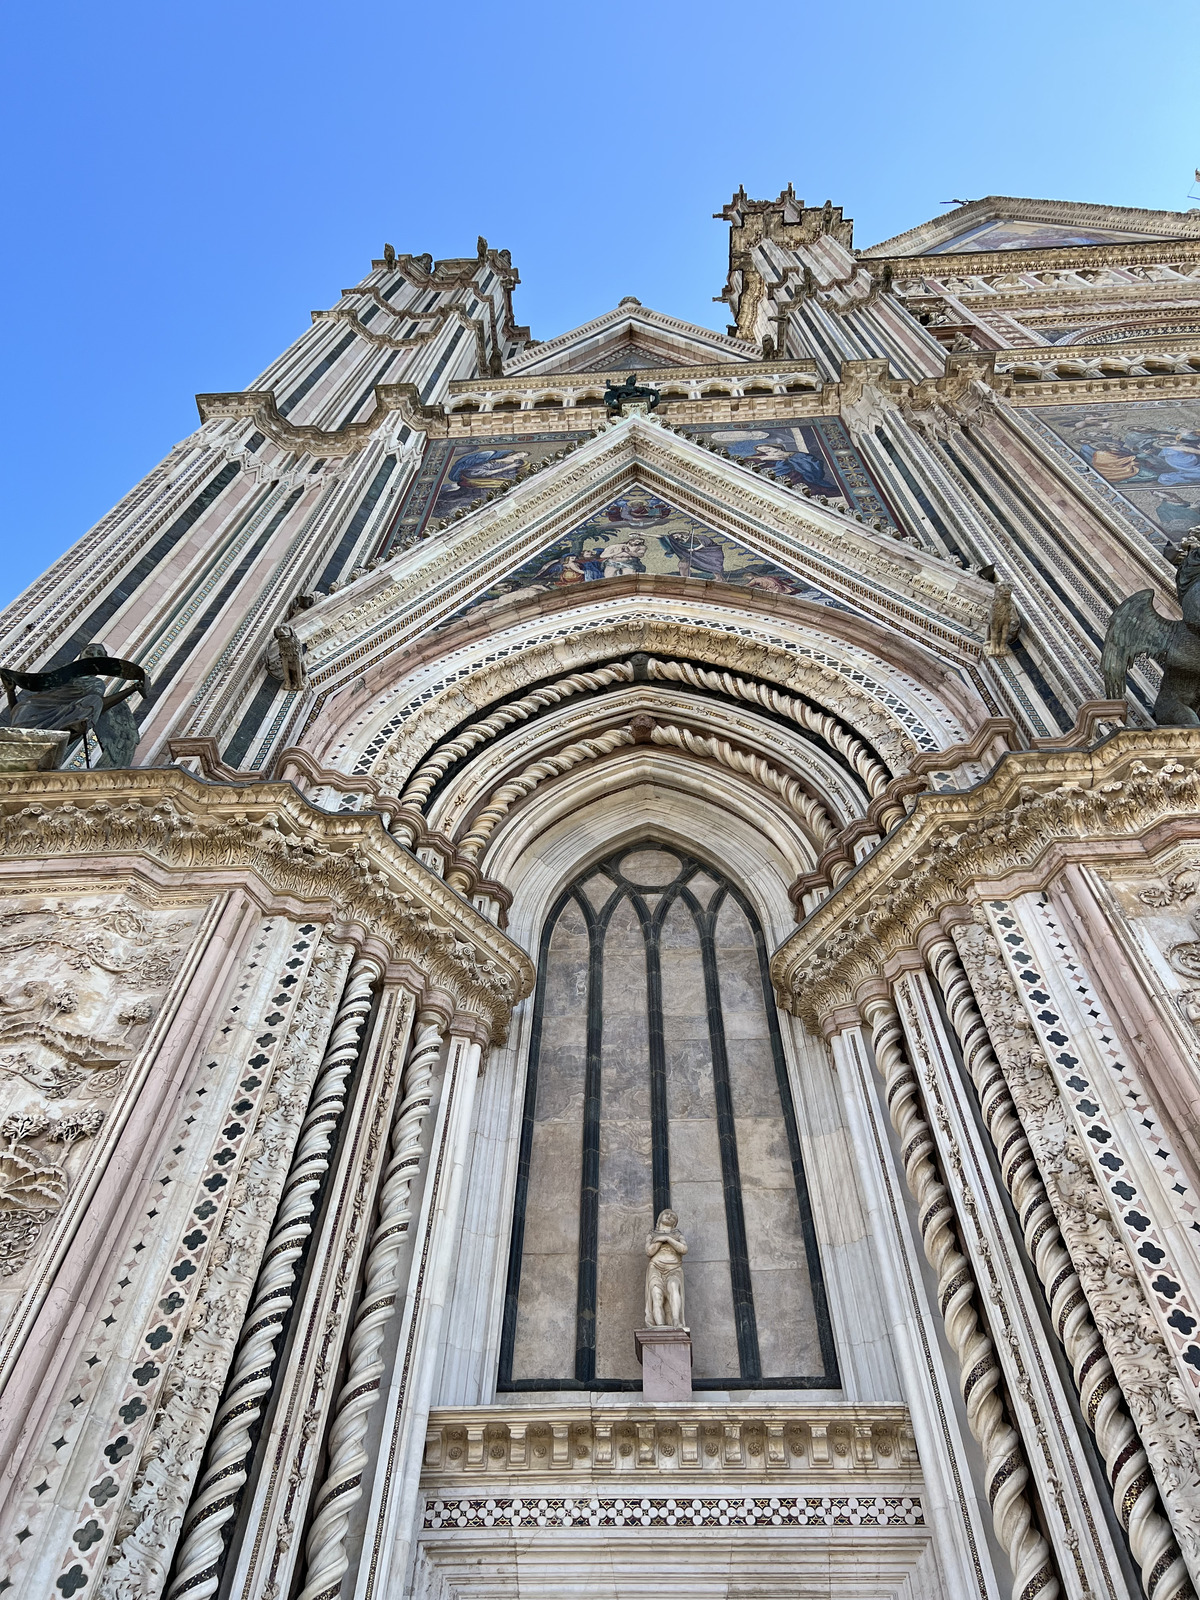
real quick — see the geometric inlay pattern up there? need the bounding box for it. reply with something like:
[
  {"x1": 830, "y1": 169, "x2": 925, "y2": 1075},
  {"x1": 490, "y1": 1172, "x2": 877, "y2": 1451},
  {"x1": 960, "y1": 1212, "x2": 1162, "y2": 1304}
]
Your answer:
[
  {"x1": 423, "y1": 1494, "x2": 925, "y2": 1530},
  {"x1": 989, "y1": 897, "x2": 1200, "y2": 1389}
]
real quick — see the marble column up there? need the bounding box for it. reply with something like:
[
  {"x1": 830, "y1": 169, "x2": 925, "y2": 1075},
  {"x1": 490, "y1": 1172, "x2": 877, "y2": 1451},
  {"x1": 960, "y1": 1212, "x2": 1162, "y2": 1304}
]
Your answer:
[
  {"x1": 893, "y1": 961, "x2": 1128, "y2": 1599},
  {"x1": 222, "y1": 977, "x2": 420, "y2": 1600},
  {"x1": 346, "y1": 1017, "x2": 489, "y2": 1600},
  {"x1": 827, "y1": 1019, "x2": 1003, "y2": 1600}
]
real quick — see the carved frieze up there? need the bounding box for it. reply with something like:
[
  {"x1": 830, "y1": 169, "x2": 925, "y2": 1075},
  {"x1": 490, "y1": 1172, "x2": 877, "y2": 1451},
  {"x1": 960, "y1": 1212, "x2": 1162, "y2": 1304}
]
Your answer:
[
  {"x1": 0, "y1": 889, "x2": 204, "y2": 1299},
  {"x1": 422, "y1": 1407, "x2": 919, "y2": 1484},
  {"x1": 0, "y1": 767, "x2": 533, "y2": 1039},
  {"x1": 770, "y1": 735, "x2": 1200, "y2": 1026}
]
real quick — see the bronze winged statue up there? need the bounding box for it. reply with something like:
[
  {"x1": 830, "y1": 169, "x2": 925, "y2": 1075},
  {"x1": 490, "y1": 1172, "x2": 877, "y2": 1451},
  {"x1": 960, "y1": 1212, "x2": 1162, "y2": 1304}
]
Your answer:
[
  {"x1": 0, "y1": 645, "x2": 148, "y2": 767},
  {"x1": 1103, "y1": 537, "x2": 1200, "y2": 725}
]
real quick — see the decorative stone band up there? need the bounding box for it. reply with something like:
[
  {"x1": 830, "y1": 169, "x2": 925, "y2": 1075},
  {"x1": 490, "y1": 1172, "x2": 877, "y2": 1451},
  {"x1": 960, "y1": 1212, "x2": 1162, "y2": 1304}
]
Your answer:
[
  {"x1": 165, "y1": 955, "x2": 381, "y2": 1600},
  {"x1": 296, "y1": 1008, "x2": 446, "y2": 1600},
  {"x1": 393, "y1": 662, "x2": 637, "y2": 820},
  {"x1": 770, "y1": 734, "x2": 1200, "y2": 1027},
  {"x1": 422, "y1": 1407, "x2": 918, "y2": 1481},
  {"x1": 862, "y1": 993, "x2": 1059, "y2": 1600},
  {"x1": 929, "y1": 931, "x2": 1193, "y2": 1600},
  {"x1": 0, "y1": 766, "x2": 533, "y2": 1040},
  {"x1": 422, "y1": 1493, "x2": 926, "y2": 1532},
  {"x1": 956, "y1": 912, "x2": 1200, "y2": 1591}
]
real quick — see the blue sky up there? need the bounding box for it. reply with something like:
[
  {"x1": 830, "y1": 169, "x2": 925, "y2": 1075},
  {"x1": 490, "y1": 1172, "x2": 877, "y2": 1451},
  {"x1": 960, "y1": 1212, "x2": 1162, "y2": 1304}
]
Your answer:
[{"x1": 1, "y1": 1, "x2": 1197, "y2": 607}]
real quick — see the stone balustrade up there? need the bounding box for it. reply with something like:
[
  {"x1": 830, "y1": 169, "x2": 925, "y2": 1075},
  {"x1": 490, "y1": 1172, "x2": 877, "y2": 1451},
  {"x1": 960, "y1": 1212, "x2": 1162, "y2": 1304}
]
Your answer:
[{"x1": 422, "y1": 1406, "x2": 919, "y2": 1483}]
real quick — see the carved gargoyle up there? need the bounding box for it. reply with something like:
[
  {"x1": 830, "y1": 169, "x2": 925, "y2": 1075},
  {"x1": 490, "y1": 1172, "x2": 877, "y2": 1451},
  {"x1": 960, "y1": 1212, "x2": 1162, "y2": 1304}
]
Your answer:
[
  {"x1": 266, "y1": 624, "x2": 307, "y2": 691},
  {"x1": 1103, "y1": 537, "x2": 1200, "y2": 724},
  {"x1": 985, "y1": 579, "x2": 1019, "y2": 657}
]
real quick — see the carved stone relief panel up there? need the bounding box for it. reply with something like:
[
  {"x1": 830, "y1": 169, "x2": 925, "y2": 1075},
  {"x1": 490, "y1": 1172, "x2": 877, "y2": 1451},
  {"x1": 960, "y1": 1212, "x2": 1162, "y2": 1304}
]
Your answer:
[
  {"x1": 1097, "y1": 851, "x2": 1200, "y2": 1037},
  {"x1": 0, "y1": 885, "x2": 207, "y2": 1316}
]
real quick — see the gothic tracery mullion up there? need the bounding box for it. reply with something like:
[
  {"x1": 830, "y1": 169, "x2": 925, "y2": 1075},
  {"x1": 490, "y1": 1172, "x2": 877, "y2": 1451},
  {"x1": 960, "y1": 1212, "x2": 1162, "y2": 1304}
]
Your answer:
[
  {"x1": 694, "y1": 884, "x2": 762, "y2": 1382},
  {"x1": 574, "y1": 890, "x2": 607, "y2": 1385},
  {"x1": 638, "y1": 890, "x2": 671, "y2": 1220}
]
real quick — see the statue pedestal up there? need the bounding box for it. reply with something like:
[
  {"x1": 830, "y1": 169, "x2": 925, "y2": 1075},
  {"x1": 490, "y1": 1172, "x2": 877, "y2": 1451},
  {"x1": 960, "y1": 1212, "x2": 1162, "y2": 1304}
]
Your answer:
[
  {"x1": 0, "y1": 727, "x2": 69, "y2": 772},
  {"x1": 635, "y1": 1327, "x2": 692, "y2": 1401}
]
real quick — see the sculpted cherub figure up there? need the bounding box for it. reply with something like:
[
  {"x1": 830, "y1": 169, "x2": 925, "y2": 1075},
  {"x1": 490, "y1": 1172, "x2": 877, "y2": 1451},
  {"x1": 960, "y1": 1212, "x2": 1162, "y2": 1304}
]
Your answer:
[{"x1": 644, "y1": 1208, "x2": 687, "y2": 1328}]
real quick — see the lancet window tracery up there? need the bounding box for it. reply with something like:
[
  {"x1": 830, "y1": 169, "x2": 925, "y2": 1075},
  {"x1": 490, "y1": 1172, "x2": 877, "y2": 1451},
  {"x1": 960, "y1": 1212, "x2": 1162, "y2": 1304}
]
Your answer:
[{"x1": 500, "y1": 842, "x2": 838, "y2": 1390}]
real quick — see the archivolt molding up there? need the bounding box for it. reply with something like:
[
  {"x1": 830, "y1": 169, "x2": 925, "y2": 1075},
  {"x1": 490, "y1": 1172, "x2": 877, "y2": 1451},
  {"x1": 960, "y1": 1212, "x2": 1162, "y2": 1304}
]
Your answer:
[
  {"x1": 420, "y1": 686, "x2": 869, "y2": 846},
  {"x1": 438, "y1": 710, "x2": 840, "y2": 893},
  {"x1": 769, "y1": 731, "x2": 1200, "y2": 1029},
  {"x1": 646, "y1": 723, "x2": 838, "y2": 843},
  {"x1": 394, "y1": 662, "x2": 638, "y2": 813},
  {"x1": 478, "y1": 752, "x2": 825, "y2": 925},
  {"x1": 647, "y1": 658, "x2": 892, "y2": 795},
  {"x1": 445, "y1": 725, "x2": 636, "y2": 886},
  {"x1": 0, "y1": 769, "x2": 532, "y2": 1039},
  {"x1": 324, "y1": 606, "x2": 969, "y2": 793}
]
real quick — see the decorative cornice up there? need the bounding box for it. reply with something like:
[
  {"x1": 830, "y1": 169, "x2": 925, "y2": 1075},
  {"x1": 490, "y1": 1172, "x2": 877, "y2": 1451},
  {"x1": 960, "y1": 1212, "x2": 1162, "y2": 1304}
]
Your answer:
[
  {"x1": 861, "y1": 195, "x2": 1200, "y2": 261},
  {"x1": 194, "y1": 340, "x2": 1200, "y2": 464},
  {"x1": 314, "y1": 304, "x2": 490, "y2": 373},
  {"x1": 881, "y1": 239, "x2": 1200, "y2": 276},
  {"x1": 0, "y1": 767, "x2": 533, "y2": 1039},
  {"x1": 195, "y1": 385, "x2": 445, "y2": 456},
  {"x1": 770, "y1": 730, "x2": 1200, "y2": 1028},
  {"x1": 447, "y1": 356, "x2": 820, "y2": 394},
  {"x1": 365, "y1": 245, "x2": 520, "y2": 290}
]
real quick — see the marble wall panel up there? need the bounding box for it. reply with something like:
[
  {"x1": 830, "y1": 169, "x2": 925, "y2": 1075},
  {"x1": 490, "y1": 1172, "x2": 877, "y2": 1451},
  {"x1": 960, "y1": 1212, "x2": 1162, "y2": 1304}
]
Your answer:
[
  {"x1": 509, "y1": 857, "x2": 829, "y2": 1387},
  {"x1": 716, "y1": 897, "x2": 819, "y2": 1377},
  {"x1": 660, "y1": 896, "x2": 738, "y2": 1379},
  {"x1": 510, "y1": 900, "x2": 589, "y2": 1381},
  {"x1": 597, "y1": 897, "x2": 651, "y2": 1380}
]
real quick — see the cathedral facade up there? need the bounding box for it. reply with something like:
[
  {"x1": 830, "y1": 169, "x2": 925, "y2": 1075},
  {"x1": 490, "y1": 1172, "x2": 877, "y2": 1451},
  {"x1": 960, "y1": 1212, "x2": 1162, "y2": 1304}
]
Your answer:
[{"x1": 2, "y1": 188, "x2": 1200, "y2": 1600}]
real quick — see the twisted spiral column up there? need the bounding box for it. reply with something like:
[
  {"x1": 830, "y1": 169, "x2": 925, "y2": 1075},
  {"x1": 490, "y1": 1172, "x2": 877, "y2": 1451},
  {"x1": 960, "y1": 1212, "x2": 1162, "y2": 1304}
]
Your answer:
[
  {"x1": 647, "y1": 723, "x2": 838, "y2": 844},
  {"x1": 395, "y1": 663, "x2": 636, "y2": 814},
  {"x1": 164, "y1": 956, "x2": 380, "y2": 1600},
  {"x1": 930, "y1": 933, "x2": 1193, "y2": 1600},
  {"x1": 644, "y1": 656, "x2": 892, "y2": 796},
  {"x1": 296, "y1": 1007, "x2": 445, "y2": 1600},
  {"x1": 862, "y1": 992, "x2": 1058, "y2": 1600},
  {"x1": 448, "y1": 727, "x2": 636, "y2": 877}
]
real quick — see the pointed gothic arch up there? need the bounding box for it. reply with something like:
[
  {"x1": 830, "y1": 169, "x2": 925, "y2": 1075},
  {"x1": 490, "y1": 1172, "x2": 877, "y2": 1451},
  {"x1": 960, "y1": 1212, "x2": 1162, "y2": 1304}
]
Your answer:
[{"x1": 499, "y1": 839, "x2": 839, "y2": 1391}]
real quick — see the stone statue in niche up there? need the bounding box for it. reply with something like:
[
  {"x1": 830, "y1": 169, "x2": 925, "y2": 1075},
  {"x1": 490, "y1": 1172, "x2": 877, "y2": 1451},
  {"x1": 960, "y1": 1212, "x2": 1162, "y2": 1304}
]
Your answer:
[{"x1": 644, "y1": 1209, "x2": 688, "y2": 1328}]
